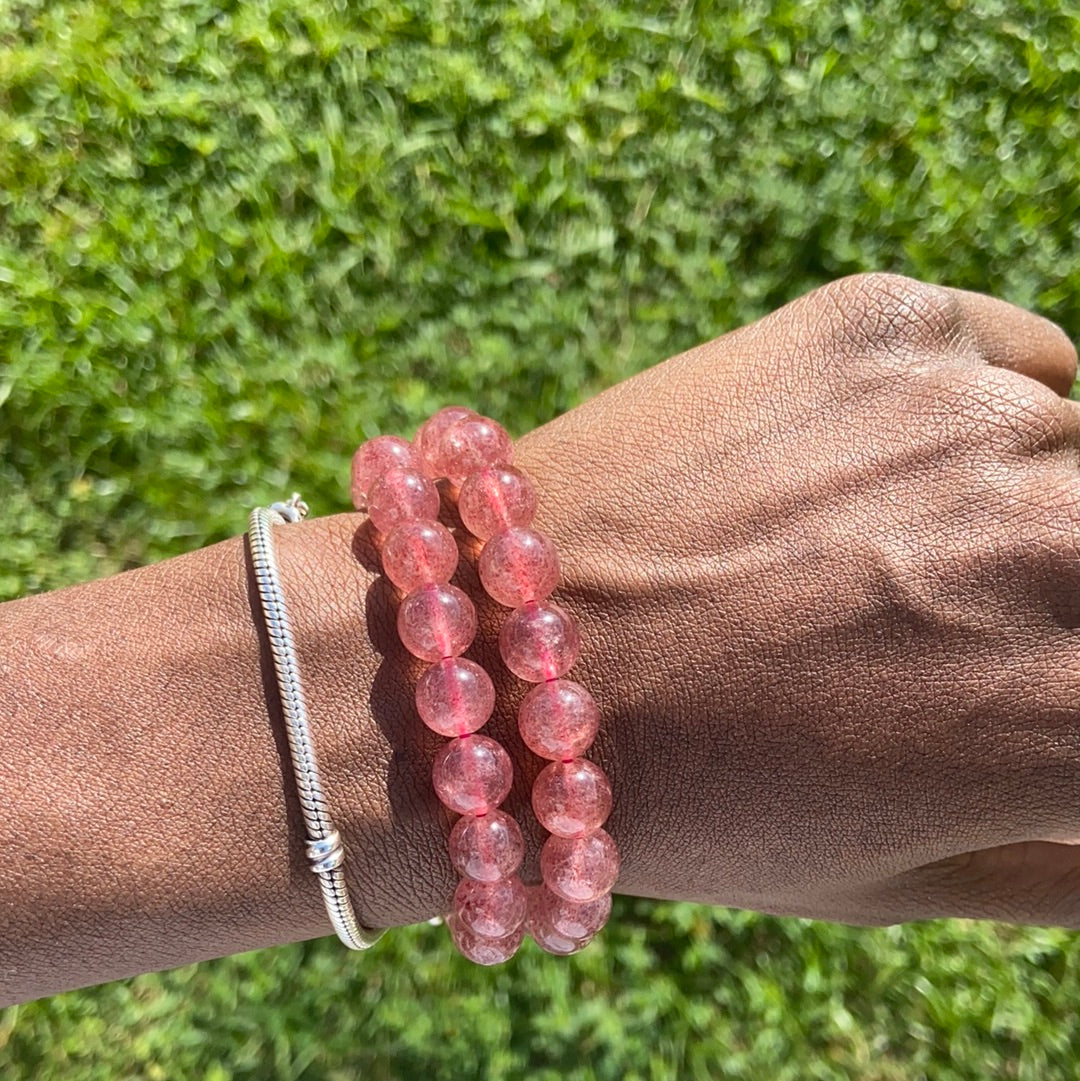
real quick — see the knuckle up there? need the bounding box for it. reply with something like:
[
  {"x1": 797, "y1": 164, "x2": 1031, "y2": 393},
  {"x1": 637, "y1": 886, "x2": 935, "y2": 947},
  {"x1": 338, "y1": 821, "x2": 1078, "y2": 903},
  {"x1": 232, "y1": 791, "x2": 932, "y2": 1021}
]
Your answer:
[
  {"x1": 924, "y1": 364, "x2": 1065, "y2": 451},
  {"x1": 817, "y1": 272, "x2": 970, "y2": 361}
]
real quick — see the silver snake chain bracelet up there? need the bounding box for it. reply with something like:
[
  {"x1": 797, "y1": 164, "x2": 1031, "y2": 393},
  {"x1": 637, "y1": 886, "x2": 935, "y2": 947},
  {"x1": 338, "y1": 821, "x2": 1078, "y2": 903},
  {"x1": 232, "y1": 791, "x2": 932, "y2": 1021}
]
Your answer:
[{"x1": 247, "y1": 494, "x2": 384, "y2": 950}]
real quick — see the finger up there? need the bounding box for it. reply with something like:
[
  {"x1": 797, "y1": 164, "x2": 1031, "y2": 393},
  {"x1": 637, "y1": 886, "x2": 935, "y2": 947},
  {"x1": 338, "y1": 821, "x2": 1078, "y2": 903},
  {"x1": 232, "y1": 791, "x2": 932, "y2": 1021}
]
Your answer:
[
  {"x1": 786, "y1": 275, "x2": 1078, "y2": 398},
  {"x1": 852, "y1": 842, "x2": 1080, "y2": 929},
  {"x1": 1056, "y1": 397, "x2": 1080, "y2": 451},
  {"x1": 943, "y1": 285, "x2": 1077, "y2": 397}
]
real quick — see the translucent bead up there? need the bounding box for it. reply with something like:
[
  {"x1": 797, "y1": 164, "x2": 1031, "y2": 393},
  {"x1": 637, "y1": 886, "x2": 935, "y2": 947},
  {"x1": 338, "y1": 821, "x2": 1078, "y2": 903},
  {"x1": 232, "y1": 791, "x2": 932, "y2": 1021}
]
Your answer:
[
  {"x1": 381, "y1": 520, "x2": 459, "y2": 592},
  {"x1": 351, "y1": 436, "x2": 420, "y2": 509},
  {"x1": 430, "y1": 415, "x2": 513, "y2": 485},
  {"x1": 538, "y1": 884, "x2": 612, "y2": 940},
  {"x1": 517, "y1": 680, "x2": 600, "y2": 761},
  {"x1": 524, "y1": 892, "x2": 590, "y2": 955},
  {"x1": 447, "y1": 914, "x2": 524, "y2": 965},
  {"x1": 415, "y1": 657, "x2": 495, "y2": 737},
  {"x1": 531, "y1": 758, "x2": 612, "y2": 838},
  {"x1": 397, "y1": 583, "x2": 477, "y2": 662},
  {"x1": 367, "y1": 468, "x2": 440, "y2": 535},
  {"x1": 479, "y1": 527, "x2": 560, "y2": 608},
  {"x1": 458, "y1": 465, "x2": 538, "y2": 540},
  {"x1": 415, "y1": 406, "x2": 475, "y2": 478},
  {"x1": 540, "y1": 828, "x2": 620, "y2": 903},
  {"x1": 499, "y1": 601, "x2": 580, "y2": 682},
  {"x1": 449, "y1": 810, "x2": 525, "y2": 882},
  {"x1": 453, "y1": 876, "x2": 527, "y2": 938},
  {"x1": 432, "y1": 734, "x2": 513, "y2": 815},
  {"x1": 528, "y1": 923, "x2": 585, "y2": 955}
]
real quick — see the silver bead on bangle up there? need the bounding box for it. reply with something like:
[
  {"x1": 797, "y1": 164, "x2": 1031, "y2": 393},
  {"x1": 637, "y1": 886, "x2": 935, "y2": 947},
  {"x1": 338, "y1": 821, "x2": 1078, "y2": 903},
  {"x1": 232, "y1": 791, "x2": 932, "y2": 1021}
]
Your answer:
[{"x1": 247, "y1": 493, "x2": 383, "y2": 950}]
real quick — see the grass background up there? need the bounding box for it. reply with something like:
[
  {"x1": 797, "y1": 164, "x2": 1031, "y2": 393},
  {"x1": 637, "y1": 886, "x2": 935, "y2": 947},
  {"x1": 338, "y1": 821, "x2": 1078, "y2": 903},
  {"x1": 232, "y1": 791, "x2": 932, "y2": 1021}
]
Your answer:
[{"x1": 3, "y1": 0, "x2": 1080, "y2": 1076}]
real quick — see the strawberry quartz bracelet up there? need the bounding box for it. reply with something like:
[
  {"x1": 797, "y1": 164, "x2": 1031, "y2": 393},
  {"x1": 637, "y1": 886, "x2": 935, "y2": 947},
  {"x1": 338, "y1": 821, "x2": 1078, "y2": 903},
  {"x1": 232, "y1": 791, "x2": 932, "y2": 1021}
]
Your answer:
[{"x1": 352, "y1": 407, "x2": 620, "y2": 963}]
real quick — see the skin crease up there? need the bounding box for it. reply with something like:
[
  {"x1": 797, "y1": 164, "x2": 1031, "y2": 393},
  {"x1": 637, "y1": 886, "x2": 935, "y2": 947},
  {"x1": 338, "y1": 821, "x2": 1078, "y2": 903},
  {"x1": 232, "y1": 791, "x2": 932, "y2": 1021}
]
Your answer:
[{"x1": 3, "y1": 272, "x2": 1080, "y2": 1005}]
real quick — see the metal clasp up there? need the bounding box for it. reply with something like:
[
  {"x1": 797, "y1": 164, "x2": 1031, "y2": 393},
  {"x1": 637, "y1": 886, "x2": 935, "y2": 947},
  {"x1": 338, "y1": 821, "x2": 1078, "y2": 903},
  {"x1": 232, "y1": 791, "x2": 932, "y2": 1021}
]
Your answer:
[{"x1": 271, "y1": 492, "x2": 309, "y2": 523}]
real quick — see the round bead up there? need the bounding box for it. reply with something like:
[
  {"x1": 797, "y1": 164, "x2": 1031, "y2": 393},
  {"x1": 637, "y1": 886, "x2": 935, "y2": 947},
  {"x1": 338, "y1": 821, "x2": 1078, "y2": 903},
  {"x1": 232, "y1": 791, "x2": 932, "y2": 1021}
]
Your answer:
[
  {"x1": 415, "y1": 657, "x2": 495, "y2": 737},
  {"x1": 530, "y1": 925, "x2": 587, "y2": 955},
  {"x1": 540, "y1": 828, "x2": 620, "y2": 903},
  {"x1": 449, "y1": 810, "x2": 525, "y2": 882},
  {"x1": 454, "y1": 876, "x2": 527, "y2": 938},
  {"x1": 479, "y1": 527, "x2": 561, "y2": 608},
  {"x1": 367, "y1": 468, "x2": 440, "y2": 534},
  {"x1": 524, "y1": 894, "x2": 590, "y2": 955},
  {"x1": 431, "y1": 415, "x2": 513, "y2": 485},
  {"x1": 397, "y1": 583, "x2": 477, "y2": 662},
  {"x1": 499, "y1": 601, "x2": 580, "y2": 682},
  {"x1": 415, "y1": 406, "x2": 475, "y2": 478},
  {"x1": 538, "y1": 885, "x2": 612, "y2": 939},
  {"x1": 432, "y1": 734, "x2": 513, "y2": 815},
  {"x1": 447, "y1": 914, "x2": 524, "y2": 965},
  {"x1": 381, "y1": 520, "x2": 459, "y2": 592},
  {"x1": 351, "y1": 436, "x2": 421, "y2": 509},
  {"x1": 532, "y1": 758, "x2": 612, "y2": 838},
  {"x1": 458, "y1": 465, "x2": 538, "y2": 540},
  {"x1": 517, "y1": 680, "x2": 601, "y2": 761}
]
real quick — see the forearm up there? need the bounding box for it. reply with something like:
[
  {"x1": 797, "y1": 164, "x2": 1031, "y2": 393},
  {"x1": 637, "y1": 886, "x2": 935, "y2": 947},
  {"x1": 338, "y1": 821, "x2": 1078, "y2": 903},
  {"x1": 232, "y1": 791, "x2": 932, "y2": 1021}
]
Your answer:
[{"x1": 0, "y1": 512, "x2": 455, "y2": 1005}]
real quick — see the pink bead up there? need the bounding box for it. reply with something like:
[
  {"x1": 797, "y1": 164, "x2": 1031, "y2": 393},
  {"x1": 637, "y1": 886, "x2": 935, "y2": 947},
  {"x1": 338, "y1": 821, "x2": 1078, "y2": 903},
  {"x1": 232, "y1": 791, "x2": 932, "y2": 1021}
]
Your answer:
[
  {"x1": 447, "y1": 914, "x2": 524, "y2": 965},
  {"x1": 518, "y1": 680, "x2": 600, "y2": 761},
  {"x1": 367, "y1": 468, "x2": 440, "y2": 534},
  {"x1": 415, "y1": 406, "x2": 475, "y2": 478},
  {"x1": 458, "y1": 465, "x2": 538, "y2": 540},
  {"x1": 538, "y1": 885, "x2": 612, "y2": 939},
  {"x1": 415, "y1": 657, "x2": 495, "y2": 737},
  {"x1": 397, "y1": 583, "x2": 477, "y2": 662},
  {"x1": 429, "y1": 415, "x2": 513, "y2": 485},
  {"x1": 381, "y1": 520, "x2": 459, "y2": 592},
  {"x1": 479, "y1": 527, "x2": 561, "y2": 607},
  {"x1": 432, "y1": 734, "x2": 513, "y2": 815},
  {"x1": 528, "y1": 923, "x2": 586, "y2": 956},
  {"x1": 540, "y1": 828, "x2": 620, "y2": 903},
  {"x1": 532, "y1": 758, "x2": 612, "y2": 838},
  {"x1": 499, "y1": 602, "x2": 580, "y2": 682},
  {"x1": 524, "y1": 892, "x2": 590, "y2": 955},
  {"x1": 351, "y1": 436, "x2": 420, "y2": 509},
  {"x1": 454, "y1": 876, "x2": 527, "y2": 938},
  {"x1": 449, "y1": 810, "x2": 525, "y2": 882}
]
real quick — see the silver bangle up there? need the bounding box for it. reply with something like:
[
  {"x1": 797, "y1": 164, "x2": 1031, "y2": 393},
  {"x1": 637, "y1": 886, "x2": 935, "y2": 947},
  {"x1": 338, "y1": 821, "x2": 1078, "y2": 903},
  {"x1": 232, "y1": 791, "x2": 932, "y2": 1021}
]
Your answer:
[{"x1": 247, "y1": 493, "x2": 384, "y2": 950}]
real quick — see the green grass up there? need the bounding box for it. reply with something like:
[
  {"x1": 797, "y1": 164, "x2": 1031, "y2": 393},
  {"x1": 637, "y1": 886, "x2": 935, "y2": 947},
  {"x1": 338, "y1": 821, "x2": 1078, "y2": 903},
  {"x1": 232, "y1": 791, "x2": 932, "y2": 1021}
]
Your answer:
[{"x1": 3, "y1": 0, "x2": 1080, "y2": 1076}]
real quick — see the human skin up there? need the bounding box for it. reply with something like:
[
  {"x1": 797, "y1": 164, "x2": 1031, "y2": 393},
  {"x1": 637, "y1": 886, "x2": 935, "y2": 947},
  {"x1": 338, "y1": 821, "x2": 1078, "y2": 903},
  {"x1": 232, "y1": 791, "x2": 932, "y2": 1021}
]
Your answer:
[{"x1": 3, "y1": 273, "x2": 1080, "y2": 1005}]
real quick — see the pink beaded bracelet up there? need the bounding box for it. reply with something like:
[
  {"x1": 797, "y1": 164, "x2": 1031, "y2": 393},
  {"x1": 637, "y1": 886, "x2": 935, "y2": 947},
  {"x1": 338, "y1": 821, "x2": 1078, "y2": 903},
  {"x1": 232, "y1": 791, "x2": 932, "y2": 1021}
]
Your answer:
[{"x1": 352, "y1": 407, "x2": 619, "y2": 964}]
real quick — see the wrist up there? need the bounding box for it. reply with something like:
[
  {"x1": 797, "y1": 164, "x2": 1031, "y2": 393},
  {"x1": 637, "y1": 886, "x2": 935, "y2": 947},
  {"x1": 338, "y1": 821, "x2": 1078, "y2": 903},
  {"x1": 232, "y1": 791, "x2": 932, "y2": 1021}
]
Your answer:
[
  {"x1": 272, "y1": 453, "x2": 632, "y2": 934},
  {"x1": 271, "y1": 422, "x2": 637, "y2": 940}
]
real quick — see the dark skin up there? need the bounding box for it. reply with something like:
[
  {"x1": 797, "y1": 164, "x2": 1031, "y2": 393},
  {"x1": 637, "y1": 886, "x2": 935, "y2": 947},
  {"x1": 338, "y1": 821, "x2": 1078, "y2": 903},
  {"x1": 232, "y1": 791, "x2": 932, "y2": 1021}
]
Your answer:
[{"x1": 3, "y1": 273, "x2": 1080, "y2": 1006}]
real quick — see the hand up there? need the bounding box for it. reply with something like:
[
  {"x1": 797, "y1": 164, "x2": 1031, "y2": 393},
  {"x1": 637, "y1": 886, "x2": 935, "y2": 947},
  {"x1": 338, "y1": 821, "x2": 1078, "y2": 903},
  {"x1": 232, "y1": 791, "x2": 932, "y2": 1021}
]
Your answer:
[
  {"x1": 514, "y1": 272, "x2": 1080, "y2": 927},
  {"x1": 7, "y1": 272, "x2": 1077, "y2": 1003}
]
